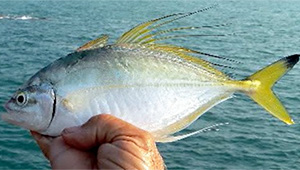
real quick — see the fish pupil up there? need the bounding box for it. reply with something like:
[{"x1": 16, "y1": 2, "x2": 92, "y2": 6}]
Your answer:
[{"x1": 17, "y1": 95, "x2": 24, "y2": 104}]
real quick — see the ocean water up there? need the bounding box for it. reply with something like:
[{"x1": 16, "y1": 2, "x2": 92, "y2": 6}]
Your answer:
[{"x1": 1, "y1": 0, "x2": 300, "y2": 169}]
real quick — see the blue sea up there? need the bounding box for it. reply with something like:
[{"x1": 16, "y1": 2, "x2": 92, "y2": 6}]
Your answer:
[{"x1": 0, "y1": 0, "x2": 300, "y2": 169}]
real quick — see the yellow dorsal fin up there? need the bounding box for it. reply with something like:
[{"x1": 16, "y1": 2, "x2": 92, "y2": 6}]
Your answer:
[
  {"x1": 113, "y1": 6, "x2": 239, "y2": 80},
  {"x1": 116, "y1": 21, "x2": 154, "y2": 44},
  {"x1": 135, "y1": 24, "x2": 230, "y2": 44},
  {"x1": 76, "y1": 34, "x2": 109, "y2": 52},
  {"x1": 114, "y1": 6, "x2": 237, "y2": 80},
  {"x1": 115, "y1": 6, "x2": 216, "y2": 44},
  {"x1": 145, "y1": 43, "x2": 230, "y2": 80}
]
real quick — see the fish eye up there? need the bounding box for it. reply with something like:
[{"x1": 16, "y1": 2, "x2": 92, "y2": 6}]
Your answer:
[{"x1": 15, "y1": 92, "x2": 27, "y2": 106}]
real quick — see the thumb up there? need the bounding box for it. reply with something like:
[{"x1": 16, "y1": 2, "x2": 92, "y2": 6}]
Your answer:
[
  {"x1": 61, "y1": 114, "x2": 151, "y2": 150},
  {"x1": 30, "y1": 131, "x2": 53, "y2": 159}
]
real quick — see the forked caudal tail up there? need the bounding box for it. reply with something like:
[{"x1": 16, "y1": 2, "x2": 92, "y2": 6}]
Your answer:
[{"x1": 244, "y1": 54, "x2": 299, "y2": 125}]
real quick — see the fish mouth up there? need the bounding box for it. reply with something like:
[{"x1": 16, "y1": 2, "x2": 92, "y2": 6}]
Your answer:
[
  {"x1": 3, "y1": 100, "x2": 23, "y2": 114},
  {"x1": 1, "y1": 112, "x2": 34, "y2": 131},
  {"x1": 2, "y1": 102, "x2": 37, "y2": 131},
  {"x1": 4, "y1": 99, "x2": 16, "y2": 113},
  {"x1": 4, "y1": 101, "x2": 11, "y2": 111},
  {"x1": 2, "y1": 101, "x2": 26, "y2": 125},
  {"x1": 1, "y1": 113, "x2": 23, "y2": 125}
]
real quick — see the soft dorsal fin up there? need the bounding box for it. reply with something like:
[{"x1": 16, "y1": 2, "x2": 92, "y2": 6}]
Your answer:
[
  {"x1": 76, "y1": 34, "x2": 109, "y2": 52},
  {"x1": 115, "y1": 6, "x2": 216, "y2": 44},
  {"x1": 113, "y1": 6, "x2": 239, "y2": 79},
  {"x1": 144, "y1": 43, "x2": 230, "y2": 80}
]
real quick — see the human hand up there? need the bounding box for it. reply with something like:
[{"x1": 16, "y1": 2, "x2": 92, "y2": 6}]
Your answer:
[{"x1": 31, "y1": 114, "x2": 164, "y2": 169}]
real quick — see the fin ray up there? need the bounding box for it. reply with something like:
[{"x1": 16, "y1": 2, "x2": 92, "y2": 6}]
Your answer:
[
  {"x1": 76, "y1": 34, "x2": 109, "y2": 52},
  {"x1": 135, "y1": 23, "x2": 231, "y2": 44},
  {"x1": 115, "y1": 5, "x2": 217, "y2": 44},
  {"x1": 154, "y1": 122, "x2": 229, "y2": 143},
  {"x1": 113, "y1": 6, "x2": 239, "y2": 77},
  {"x1": 145, "y1": 43, "x2": 231, "y2": 80}
]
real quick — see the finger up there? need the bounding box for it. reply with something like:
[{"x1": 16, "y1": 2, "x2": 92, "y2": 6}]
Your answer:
[
  {"x1": 114, "y1": 136, "x2": 164, "y2": 169},
  {"x1": 30, "y1": 131, "x2": 53, "y2": 159},
  {"x1": 98, "y1": 158, "x2": 123, "y2": 170},
  {"x1": 61, "y1": 114, "x2": 165, "y2": 169},
  {"x1": 61, "y1": 114, "x2": 152, "y2": 150},
  {"x1": 97, "y1": 143, "x2": 147, "y2": 170},
  {"x1": 113, "y1": 140, "x2": 145, "y2": 162},
  {"x1": 47, "y1": 137, "x2": 95, "y2": 170}
]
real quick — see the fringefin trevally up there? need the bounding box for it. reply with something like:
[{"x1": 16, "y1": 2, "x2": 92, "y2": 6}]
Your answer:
[{"x1": 2, "y1": 7, "x2": 299, "y2": 143}]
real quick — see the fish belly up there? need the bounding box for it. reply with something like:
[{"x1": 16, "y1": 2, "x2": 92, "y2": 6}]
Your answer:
[{"x1": 61, "y1": 84, "x2": 233, "y2": 133}]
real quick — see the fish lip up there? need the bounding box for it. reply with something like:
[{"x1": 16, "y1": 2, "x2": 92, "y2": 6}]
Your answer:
[
  {"x1": 4, "y1": 100, "x2": 13, "y2": 112},
  {"x1": 1, "y1": 111, "x2": 26, "y2": 125},
  {"x1": 1, "y1": 112, "x2": 19, "y2": 124},
  {"x1": 2, "y1": 100, "x2": 18, "y2": 123},
  {"x1": 4, "y1": 101, "x2": 11, "y2": 112},
  {"x1": 2, "y1": 112, "x2": 37, "y2": 132}
]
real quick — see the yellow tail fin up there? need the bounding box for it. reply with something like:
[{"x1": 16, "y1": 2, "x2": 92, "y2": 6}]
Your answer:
[{"x1": 245, "y1": 54, "x2": 299, "y2": 125}]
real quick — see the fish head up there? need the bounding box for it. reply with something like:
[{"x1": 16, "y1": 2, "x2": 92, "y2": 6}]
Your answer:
[{"x1": 2, "y1": 83, "x2": 55, "y2": 132}]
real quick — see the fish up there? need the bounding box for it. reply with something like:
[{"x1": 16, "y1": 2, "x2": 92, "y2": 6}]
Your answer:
[{"x1": 2, "y1": 8, "x2": 299, "y2": 142}]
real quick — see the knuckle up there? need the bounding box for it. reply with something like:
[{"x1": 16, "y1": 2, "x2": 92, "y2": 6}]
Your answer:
[
  {"x1": 86, "y1": 114, "x2": 111, "y2": 126},
  {"x1": 97, "y1": 113, "x2": 112, "y2": 120}
]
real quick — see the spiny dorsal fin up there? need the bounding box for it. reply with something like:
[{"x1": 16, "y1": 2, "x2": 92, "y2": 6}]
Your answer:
[{"x1": 76, "y1": 34, "x2": 109, "y2": 52}]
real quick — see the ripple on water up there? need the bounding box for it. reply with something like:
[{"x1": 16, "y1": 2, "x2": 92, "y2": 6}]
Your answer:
[{"x1": 1, "y1": 0, "x2": 300, "y2": 170}]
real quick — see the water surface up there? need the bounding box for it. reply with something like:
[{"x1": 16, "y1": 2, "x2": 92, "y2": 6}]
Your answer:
[{"x1": 0, "y1": 0, "x2": 300, "y2": 169}]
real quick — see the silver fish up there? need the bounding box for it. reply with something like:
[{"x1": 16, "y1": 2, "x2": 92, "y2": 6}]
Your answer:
[{"x1": 2, "y1": 9, "x2": 299, "y2": 142}]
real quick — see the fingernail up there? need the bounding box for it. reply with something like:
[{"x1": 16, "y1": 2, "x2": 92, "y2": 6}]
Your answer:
[{"x1": 62, "y1": 126, "x2": 81, "y2": 134}]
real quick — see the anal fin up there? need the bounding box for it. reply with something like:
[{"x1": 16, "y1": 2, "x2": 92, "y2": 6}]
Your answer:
[{"x1": 154, "y1": 122, "x2": 229, "y2": 143}]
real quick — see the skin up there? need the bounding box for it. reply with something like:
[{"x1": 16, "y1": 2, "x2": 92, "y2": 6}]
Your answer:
[{"x1": 31, "y1": 114, "x2": 164, "y2": 170}]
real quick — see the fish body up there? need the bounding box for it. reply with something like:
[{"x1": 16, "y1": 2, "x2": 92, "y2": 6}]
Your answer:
[
  {"x1": 2, "y1": 9, "x2": 299, "y2": 141},
  {"x1": 21, "y1": 44, "x2": 237, "y2": 136}
]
